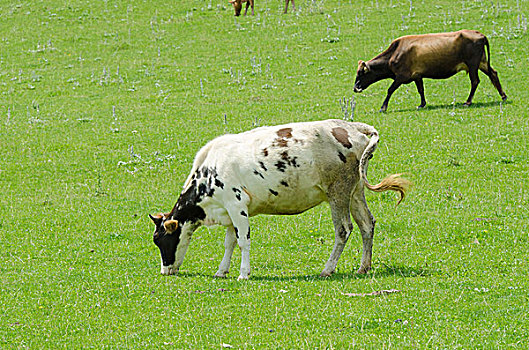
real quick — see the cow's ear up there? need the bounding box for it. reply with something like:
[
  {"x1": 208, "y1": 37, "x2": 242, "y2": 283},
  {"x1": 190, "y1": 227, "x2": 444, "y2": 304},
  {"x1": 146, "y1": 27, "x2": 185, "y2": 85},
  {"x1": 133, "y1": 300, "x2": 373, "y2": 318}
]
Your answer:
[
  {"x1": 228, "y1": 0, "x2": 236, "y2": 3},
  {"x1": 164, "y1": 220, "x2": 179, "y2": 234}
]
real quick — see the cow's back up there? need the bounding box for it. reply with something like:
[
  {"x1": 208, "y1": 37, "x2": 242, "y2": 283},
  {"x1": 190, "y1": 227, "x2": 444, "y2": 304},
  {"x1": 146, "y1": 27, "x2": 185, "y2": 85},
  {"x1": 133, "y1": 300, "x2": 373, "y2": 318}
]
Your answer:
[
  {"x1": 193, "y1": 120, "x2": 372, "y2": 216},
  {"x1": 390, "y1": 30, "x2": 487, "y2": 79}
]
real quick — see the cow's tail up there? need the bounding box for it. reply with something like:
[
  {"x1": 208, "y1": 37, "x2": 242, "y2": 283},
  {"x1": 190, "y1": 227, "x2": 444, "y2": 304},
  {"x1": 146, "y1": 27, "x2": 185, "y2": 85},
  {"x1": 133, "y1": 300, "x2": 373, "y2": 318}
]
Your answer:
[
  {"x1": 484, "y1": 35, "x2": 492, "y2": 72},
  {"x1": 358, "y1": 126, "x2": 411, "y2": 205}
]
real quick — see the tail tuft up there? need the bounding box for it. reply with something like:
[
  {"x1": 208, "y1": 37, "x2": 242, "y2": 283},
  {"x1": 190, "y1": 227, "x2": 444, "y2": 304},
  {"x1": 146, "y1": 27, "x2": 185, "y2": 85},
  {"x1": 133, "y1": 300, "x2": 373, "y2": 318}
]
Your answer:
[
  {"x1": 364, "y1": 173, "x2": 411, "y2": 205},
  {"x1": 358, "y1": 128, "x2": 411, "y2": 205}
]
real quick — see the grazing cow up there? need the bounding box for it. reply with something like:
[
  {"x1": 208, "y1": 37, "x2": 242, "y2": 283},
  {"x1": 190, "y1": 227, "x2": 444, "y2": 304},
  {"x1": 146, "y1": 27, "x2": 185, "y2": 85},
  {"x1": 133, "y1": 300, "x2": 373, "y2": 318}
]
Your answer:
[
  {"x1": 228, "y1": 0, "x2": 254, "y2": 16},
  {"x1": 284, "y1": 0, "x2": 295, "y2": 13},
  {"x1": 149, "y1": 119, "x2": 410, "y2": 280},
  {"x1": 354, "y1": 30, "x2": 507, "y2": 112}
]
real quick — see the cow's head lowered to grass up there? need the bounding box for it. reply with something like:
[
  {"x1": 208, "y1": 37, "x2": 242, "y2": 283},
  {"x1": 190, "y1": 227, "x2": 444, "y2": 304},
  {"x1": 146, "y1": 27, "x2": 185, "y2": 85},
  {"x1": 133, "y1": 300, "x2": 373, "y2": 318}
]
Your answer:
[
  {"x1": 149, "y1": 214, "x2": 180, "y2": 275},
  {"x1": 353, "y1": 60, "x2": 389, "y2": 93}
]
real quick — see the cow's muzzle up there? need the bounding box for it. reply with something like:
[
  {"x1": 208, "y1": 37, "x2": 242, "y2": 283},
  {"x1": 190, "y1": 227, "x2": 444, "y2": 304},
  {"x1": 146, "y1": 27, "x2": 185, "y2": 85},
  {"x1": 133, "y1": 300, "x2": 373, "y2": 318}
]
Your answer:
[
  {"x1": 160, "y1": 264, "x2": 178, "y2": 275},
  {"x1": 354, "y1": 86, "x2": 363, "y2": 93}
]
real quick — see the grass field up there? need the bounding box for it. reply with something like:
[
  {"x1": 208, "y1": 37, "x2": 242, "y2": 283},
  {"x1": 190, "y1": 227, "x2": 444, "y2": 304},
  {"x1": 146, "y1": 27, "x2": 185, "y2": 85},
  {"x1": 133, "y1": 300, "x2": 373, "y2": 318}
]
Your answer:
[{"x1": 1, "y1": 0, "x2": 528, "y2": 348}]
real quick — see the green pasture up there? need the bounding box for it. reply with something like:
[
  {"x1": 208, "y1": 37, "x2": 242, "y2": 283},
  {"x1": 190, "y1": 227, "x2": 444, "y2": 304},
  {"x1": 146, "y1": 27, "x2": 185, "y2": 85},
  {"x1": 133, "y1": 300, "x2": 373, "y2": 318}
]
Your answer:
[{"x1": 1, "y1": 0, "x2": 528, "y2": 347}]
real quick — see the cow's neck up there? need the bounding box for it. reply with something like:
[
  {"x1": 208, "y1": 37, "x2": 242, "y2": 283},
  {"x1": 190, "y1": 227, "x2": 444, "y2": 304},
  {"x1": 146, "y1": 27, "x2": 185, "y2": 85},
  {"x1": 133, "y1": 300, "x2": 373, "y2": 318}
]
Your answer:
[
  {"x1": 368, "y1": 57, "x2": 395, "y2": 81},
  {"x1": 168, "y1": 183, "x2": 207, "y2": 224}
]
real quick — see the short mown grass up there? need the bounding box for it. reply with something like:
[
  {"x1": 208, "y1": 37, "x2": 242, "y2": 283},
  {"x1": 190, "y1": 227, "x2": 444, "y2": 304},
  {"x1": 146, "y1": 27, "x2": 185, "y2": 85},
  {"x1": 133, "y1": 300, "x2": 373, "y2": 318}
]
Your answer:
[{"x1": 1, "y1": 0, "x2": 528, "y2": 348}]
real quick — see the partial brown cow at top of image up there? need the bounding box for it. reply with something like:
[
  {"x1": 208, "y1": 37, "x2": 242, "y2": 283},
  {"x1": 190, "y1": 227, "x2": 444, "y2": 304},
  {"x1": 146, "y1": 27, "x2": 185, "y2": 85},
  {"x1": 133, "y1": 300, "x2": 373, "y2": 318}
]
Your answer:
[
  {"x1": 228, "y1": 0, "x2": 254, "y2": 16},
  {"x1": 229, "y1": 0, "x2": 295, "y2": 16},
  {"x1": 353, "y1": 30, "x2": 507, "y2": 112}
]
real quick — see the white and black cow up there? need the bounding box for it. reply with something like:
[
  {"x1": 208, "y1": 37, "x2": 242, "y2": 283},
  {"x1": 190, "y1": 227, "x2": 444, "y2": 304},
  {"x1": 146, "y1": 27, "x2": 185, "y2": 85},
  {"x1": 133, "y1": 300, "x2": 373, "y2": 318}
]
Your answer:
[{"x1": 149, "y1": 119, "x2": 410, "y2": 280}]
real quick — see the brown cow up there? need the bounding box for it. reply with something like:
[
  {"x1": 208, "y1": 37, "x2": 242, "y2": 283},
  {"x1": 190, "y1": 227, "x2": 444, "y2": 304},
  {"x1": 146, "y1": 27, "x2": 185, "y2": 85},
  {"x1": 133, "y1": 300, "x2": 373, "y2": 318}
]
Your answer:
[
  {"x1": 229, "y1": 0, "x2": 294, "y2": 16},
  {"x1": 353, "y1": 30, "x2": 507, "y2": 112},
  {"x1": 228, "y1": 0, "x2": 254, "y2": 16}
]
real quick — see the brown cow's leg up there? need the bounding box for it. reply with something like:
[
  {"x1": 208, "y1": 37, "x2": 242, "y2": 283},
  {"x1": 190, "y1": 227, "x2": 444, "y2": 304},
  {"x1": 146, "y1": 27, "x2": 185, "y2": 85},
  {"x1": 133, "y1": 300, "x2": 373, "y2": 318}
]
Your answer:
[
  {"x1": 284, "y1": 0, "x2": 295, "y2": 13},
  {"x1": 464, "y1": 69, "x2": 480, "y2": 106},
  {"x1": 380, "y1": 80, "x2": 402, "y2": 112},
  {"x1": 480, "y1": 64, "x2": 507, "y2": 101},
  {"x1": 247, "y1": 0, "x2": 254, "y2": 15},
  {"x1": 414, "y1": 78, "x2": 427, "y2": 109},
  {"x1": 243, "y1": 1, "x2": 254, "y2": 15}
]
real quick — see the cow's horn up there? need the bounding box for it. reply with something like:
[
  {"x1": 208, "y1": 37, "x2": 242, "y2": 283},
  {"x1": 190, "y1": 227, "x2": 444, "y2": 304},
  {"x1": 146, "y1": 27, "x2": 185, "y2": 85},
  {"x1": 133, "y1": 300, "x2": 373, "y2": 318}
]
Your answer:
[{"x1": 149, "y1": 214, "x2": 162, "y2": 225}]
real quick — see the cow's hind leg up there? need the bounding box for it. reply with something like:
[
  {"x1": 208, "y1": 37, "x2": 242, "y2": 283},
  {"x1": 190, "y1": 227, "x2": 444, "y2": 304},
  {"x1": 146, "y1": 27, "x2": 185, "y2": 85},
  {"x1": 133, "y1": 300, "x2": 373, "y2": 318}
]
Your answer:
[
  {"x1": 479, "y1": 62, "x2": 507, "y2": 101},
  {"x1": 214, "y1": 226, "x2": 237, "y2": 278},
  {"x1": 244, "y1": 0, "x2": 254, "y2": 15},
  {"x1": 414, "y1": 78, "x2": 427, "y2": 109},
  {"x1": 321, "y1": 198, "x2": 354, "y2": 277},
  {"x1": 464, "y1": 65, "x2": 480, "y2": 106},
  {"x1": 350, "y1": 186, "x2": 376, "y2": 274}
]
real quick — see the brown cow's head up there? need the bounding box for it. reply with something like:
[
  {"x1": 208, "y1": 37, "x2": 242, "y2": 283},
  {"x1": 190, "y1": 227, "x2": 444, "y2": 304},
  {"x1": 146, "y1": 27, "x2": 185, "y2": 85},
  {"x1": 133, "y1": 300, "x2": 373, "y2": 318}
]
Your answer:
[
  {"x1": 149, "y1": 213, "x2": 181, "y2": 275},
  {"x1": 354, "y1": 60, "x2": 373, "y2": 93},
  {"x1": 229, "y1": 0, "x2": 243, "y2": 16}
]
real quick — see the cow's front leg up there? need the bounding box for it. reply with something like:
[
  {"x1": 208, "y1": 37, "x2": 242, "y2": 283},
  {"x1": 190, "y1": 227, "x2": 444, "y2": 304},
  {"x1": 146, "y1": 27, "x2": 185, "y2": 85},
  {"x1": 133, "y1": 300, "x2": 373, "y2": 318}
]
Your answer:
[
  {"x1": 214, "y1": 226, "x2": 237, "y2": 278},
  {"x1": 226, "y1": 205, "x2": 251, "y2": 280},
  {"x1": 173, "y1": 225, "x2": 195, "y2": 272},
  {"x1": 380, "y1": 80, "x2": 402, "y2": 112}
]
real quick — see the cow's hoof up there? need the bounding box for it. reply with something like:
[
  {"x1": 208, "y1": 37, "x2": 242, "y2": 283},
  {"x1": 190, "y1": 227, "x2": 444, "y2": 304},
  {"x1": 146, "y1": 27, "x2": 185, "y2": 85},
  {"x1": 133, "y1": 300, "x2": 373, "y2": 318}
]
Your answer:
[
  {"x1": 417, "y1": 104, "x2": 426, "y2": 109},
  {"x1": 502, "y1": 95, "x2": 508, "y2": 101},
  {"x1": 214, "y1": 271, "x2": 228, "y2": 278},
  {"x1": 463, "y1": 102, "x2": 472, "y2": 107},
  {"x1": 320, "y1": 270, "x2": 334, "y2": 277},
  {"x1": 160, "y1": 265, "x2": 178, "y2": 275},
  {"x1": 237, "y1": 275, "x2": 249, "y2": 281},
  {"x1": 356, "y1": 267, "x2": 371, "y2": 274}
]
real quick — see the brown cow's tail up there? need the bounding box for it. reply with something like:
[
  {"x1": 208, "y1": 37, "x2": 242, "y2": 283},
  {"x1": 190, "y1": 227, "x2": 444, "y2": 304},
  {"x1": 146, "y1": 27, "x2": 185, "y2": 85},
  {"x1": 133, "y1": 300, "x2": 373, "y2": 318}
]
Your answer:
[
  {"x1": 484, "y1": 35, "x2": 492, "y2": 72},
  {"x1": 358, "y1": 126, "x2": 411, "y2": 205}
]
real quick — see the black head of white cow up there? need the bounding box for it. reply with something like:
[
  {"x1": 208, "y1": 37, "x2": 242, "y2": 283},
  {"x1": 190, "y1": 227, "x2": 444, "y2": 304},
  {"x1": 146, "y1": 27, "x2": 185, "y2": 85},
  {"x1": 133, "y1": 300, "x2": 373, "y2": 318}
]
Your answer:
[
  {"x1": 149, "y1": 214, "x2": 181, "y2": 275},
  {"x1": 149, "y1": 176, "x2": 210, "y2": 275}
]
